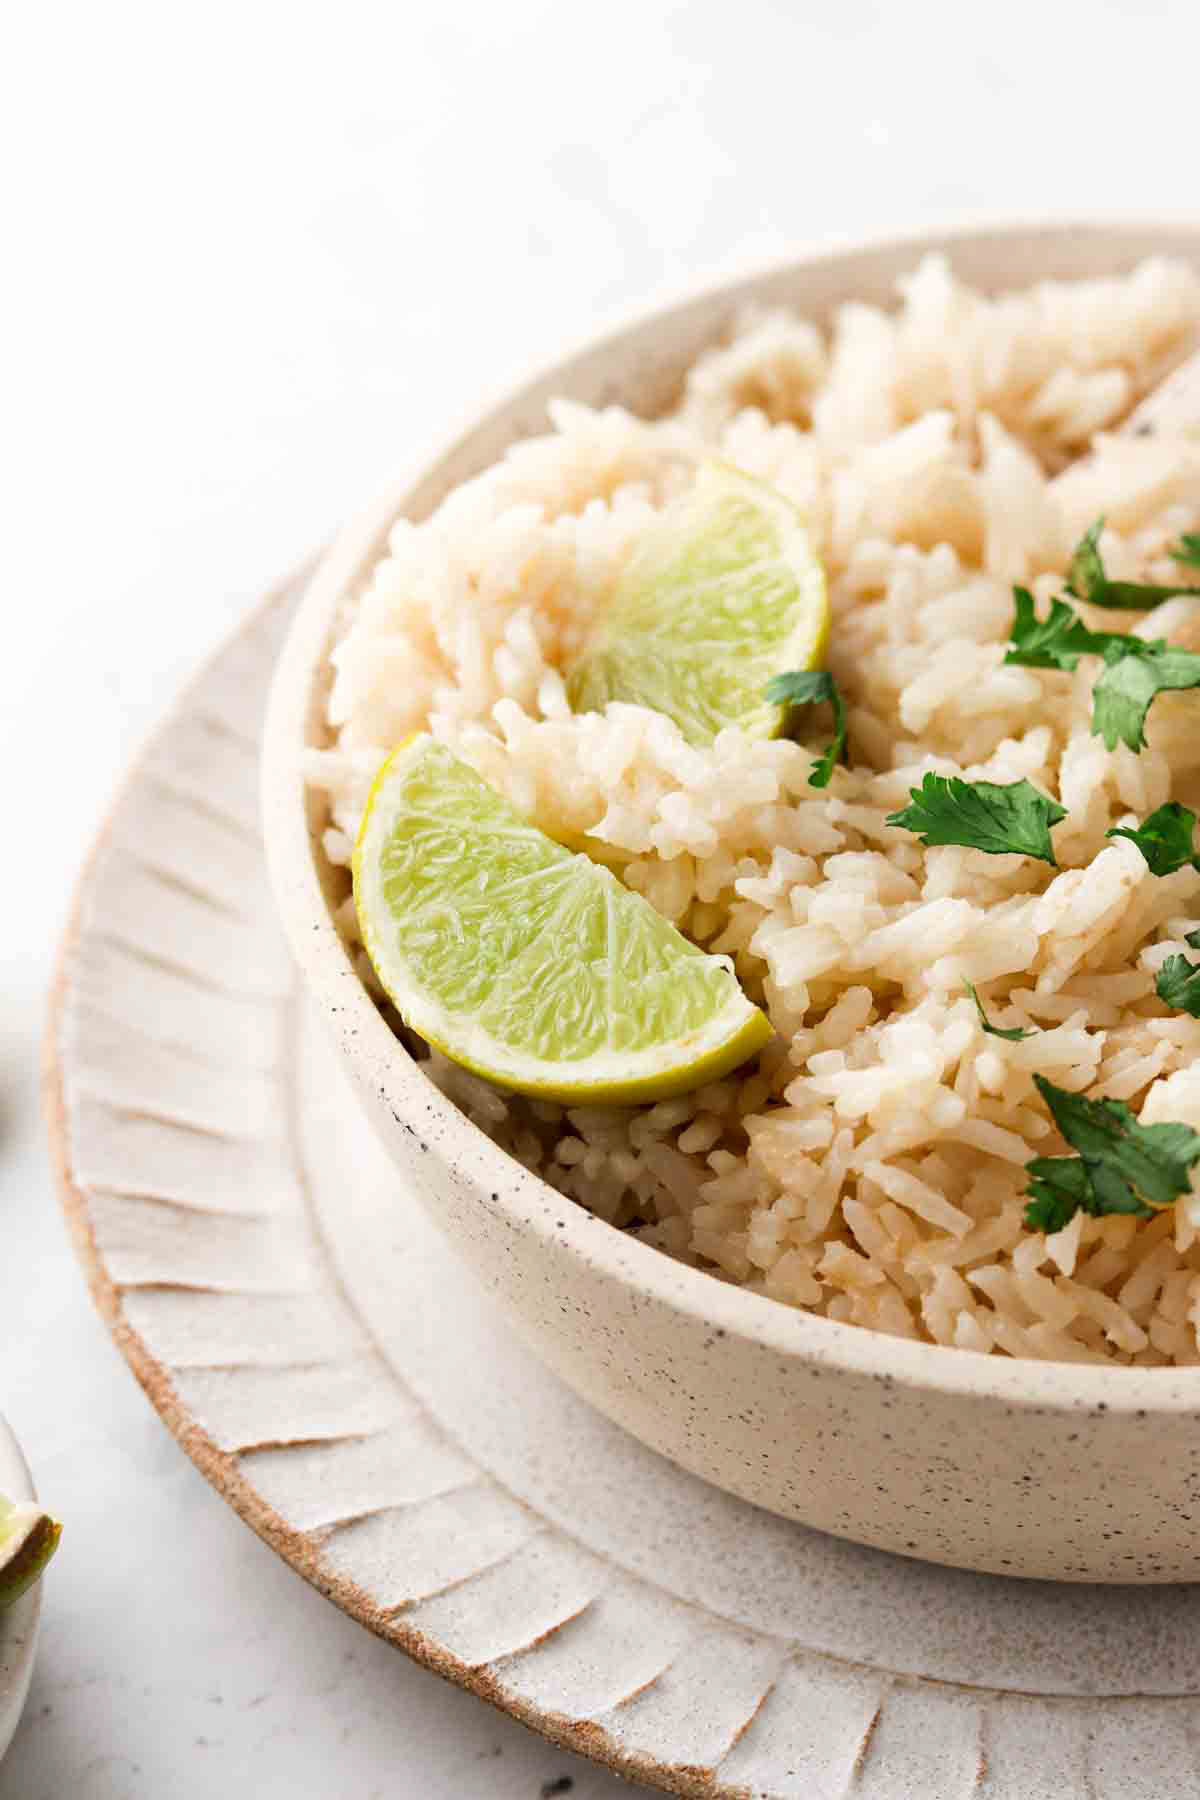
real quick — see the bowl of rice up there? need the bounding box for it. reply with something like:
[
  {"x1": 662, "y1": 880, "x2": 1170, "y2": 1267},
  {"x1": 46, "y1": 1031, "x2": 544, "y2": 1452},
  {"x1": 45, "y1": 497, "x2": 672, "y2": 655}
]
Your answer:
[{"x1": 264, "y1": 221, "x2": 1200, "y2": 1582}]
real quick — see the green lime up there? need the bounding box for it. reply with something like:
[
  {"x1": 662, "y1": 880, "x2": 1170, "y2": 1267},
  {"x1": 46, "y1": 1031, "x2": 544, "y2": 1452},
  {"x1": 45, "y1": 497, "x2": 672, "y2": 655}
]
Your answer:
[
  {"x1": 353, "y1": 736, "x2": 771, "y2": 1102},
  {"x1": 565, "y1": 460, "x2": 828, "y2": 745},
  {"x1": 0, "y1": 1497, "x2": 61, "y2": 1610}
]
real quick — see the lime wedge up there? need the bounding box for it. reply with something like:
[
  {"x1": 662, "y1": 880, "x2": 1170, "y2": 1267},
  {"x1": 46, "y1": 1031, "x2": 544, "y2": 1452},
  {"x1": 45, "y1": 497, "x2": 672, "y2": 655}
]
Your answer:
[
  {"x1": 353, "y1": 736, "x2": 771, "y2": 1102},
  {"x1": 0, "y1": 1497, "x2": 61, "y2": 1610},
  {"x1": 565, "y1": 460, "x2": 828, "y2": 745}
]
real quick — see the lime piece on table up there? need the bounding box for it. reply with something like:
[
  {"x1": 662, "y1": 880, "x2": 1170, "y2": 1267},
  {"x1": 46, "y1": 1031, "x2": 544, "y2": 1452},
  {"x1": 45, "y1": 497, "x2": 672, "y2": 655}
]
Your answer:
[
  {"x1": 0, "y1": 1497, "x2": 61, "y2": 1610},
  {"x1": 565, "y1": 460, "x2": 829, "y2": 746},
  {"x1": 353, "y1": 735, "x2": 771, "y2": 1103}
]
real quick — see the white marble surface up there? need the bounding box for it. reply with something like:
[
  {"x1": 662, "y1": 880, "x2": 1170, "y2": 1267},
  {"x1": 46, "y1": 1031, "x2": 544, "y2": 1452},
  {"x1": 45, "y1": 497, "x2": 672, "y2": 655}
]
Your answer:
[{"x1": 5, "y1": 0, "x2": 1200, "y2": 1793}]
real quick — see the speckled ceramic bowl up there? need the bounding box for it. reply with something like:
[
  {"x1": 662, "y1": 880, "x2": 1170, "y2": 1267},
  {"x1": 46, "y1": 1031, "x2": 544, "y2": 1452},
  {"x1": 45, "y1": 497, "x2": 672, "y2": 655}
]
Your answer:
[{"x1": 263, "y1": 221, "x2": 1200, "y2": 1583}]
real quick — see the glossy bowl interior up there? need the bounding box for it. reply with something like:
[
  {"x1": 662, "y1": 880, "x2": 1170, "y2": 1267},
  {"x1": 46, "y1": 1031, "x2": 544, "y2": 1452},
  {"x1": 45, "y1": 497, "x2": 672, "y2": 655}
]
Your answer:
[{"x1": 263, "y1": 221, "x2": 1200, "y2": 1582}]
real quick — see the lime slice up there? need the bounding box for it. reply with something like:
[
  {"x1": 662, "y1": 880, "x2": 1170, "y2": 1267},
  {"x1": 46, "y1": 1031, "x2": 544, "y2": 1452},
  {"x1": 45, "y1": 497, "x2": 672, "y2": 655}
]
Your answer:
[
  {"x1": 0, "y1": 1497, "x2": 61, "y2": 1610},
  {"x1": 353, "y1": 736, "x2": 771, "y2": 1103},
  {"x1": 565, "y1": 460, "x2": 828, "y2": 745}
]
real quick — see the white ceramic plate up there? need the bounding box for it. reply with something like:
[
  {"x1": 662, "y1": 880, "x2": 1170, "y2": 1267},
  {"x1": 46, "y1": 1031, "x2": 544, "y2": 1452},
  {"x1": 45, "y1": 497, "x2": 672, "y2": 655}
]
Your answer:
[
  {"x1": 46, "y1": 575, "x2": 1200, "y2": 1797},
  {"x1": 0, "y1": 1416, "x2": 42, "y2": 1766}
]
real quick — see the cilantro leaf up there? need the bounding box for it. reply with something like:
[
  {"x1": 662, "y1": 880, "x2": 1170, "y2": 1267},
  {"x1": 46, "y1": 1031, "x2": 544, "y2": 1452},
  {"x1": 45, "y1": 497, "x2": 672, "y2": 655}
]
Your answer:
[
  {"x1": 1002, "y1": 579, "x2": 1200, "y2": 752},
  {"x1": 764, "y1": 670, "x2": 847, "y2": 789},
  {"x1": 1157, "y1": 954, "x2": 1200, "y2": 1017},
  {"x1": 1024, "y1": 1157, "x2": 1092, "y2": 1234},
  {"x1": 1172, "y1": 533, "x2": 1200, "y2": 570},
  {"x1": 1091, "y1": 638, "x2": 1200, "y2": 751},
  {"x1": 1003, "y1": 589, "x2": 1121, "y2": 672},
  {"x1": 1186, "y1": 927, "x2": 1200, "y2": 951},
  {"x1": 1067, "y1": 517, "x2": 1200, "y2": 611},
  {"x1": 1021, "y1": 1073, "x2": 1200, "y2": 1230},
  {"x1": 964, "y1": 980, "x2": 1036, "y2": 1041},
  {"x1": 1034, "y1": 1073, "x2": 1200, "y2": 1210},
  {"x1": 1106, "y1": 801, "x2": 1200, "y2": 875},
  {"x1": 886, "y1": 773, "x2": 1066, "y2": 865}
]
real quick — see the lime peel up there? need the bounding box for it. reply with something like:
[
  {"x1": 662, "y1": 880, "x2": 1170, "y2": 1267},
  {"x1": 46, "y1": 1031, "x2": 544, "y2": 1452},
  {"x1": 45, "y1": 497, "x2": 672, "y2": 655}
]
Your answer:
[{"x1": 0, "y1": 1497, "x2": 62, "y2": 1610}]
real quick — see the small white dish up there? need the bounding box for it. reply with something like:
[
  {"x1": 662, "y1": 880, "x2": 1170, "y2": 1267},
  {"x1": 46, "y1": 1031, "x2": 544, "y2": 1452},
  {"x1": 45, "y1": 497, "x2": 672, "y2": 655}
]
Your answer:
[{"x1": 0, "y1": 1415, "x2": 42, "y2": 1765}]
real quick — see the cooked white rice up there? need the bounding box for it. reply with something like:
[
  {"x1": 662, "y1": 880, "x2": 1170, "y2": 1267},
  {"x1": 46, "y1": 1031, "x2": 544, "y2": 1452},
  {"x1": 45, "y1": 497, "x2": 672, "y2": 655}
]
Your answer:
[{"x1": 306, "y1": 254, "x2": 1200, "y2": 1365}]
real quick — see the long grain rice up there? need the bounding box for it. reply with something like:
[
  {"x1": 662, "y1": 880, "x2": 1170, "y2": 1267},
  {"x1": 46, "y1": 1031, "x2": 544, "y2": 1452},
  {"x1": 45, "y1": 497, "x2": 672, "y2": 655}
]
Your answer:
[{"x1": 308, "y1": 255, "x2": 1200, "y2": 1363}]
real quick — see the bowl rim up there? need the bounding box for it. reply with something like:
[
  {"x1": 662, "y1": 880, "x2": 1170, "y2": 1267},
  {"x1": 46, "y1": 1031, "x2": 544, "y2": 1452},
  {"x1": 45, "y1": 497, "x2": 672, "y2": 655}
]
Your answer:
[{"x1": 262, "y1": 214, "x2": 1200, "y2": 1418}]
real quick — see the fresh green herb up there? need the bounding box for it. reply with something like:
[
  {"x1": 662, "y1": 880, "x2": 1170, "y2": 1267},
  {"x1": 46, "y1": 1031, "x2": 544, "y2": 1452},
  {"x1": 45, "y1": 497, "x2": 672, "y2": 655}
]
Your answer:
[
  {"x1": 1003, "y1": 589, "x2": 1121, "y2": 672},
  {"x1": 1001, "y1": 589, "x2": 1200, "y2": 752},
  {"x1": 964, "y1": 981, "x2": 1035, "y2": 1041},
  {"x1": 1186, "y1": 927, "x2": 1200, "y2": 951},
  {"x1": 1023, "y1": 1156, "x2": 1093, "y2": 1234},
  {"x1": 1067, "y1": 517, "x2": 1200, "y2": 611},
  {"x1": 1157, "y1": 954, "x2": 1200, "y2": 1017},
  {"x1": 1090, "y1": 638, "x2": 1200, "y2": 751},
  {"x1": 1065, "y1": 519, "x2": 1111, "y2": 602},
  {"x1": 764, "y1": 670, "x2": 847, "y2": 789},
  {"x1": 1106, "y1": 801, "x2": 1200, "y2": 875},
  {"x1": 1021, "y1": 1072, "x2": 1200, "y2": 1231},
  {"x1": 886, "y1": 773, "x2": 1066, "y2": 865},
  {"x1": 1172, "y1": 533, "x2": 1200, "y2": 570}
]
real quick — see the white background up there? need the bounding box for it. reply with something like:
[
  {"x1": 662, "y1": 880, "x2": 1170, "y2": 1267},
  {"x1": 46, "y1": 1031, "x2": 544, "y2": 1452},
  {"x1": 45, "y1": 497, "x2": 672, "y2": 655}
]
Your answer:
[{"x1": 3, "y1": 2, "x2": 1199, "y2": 1794}]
